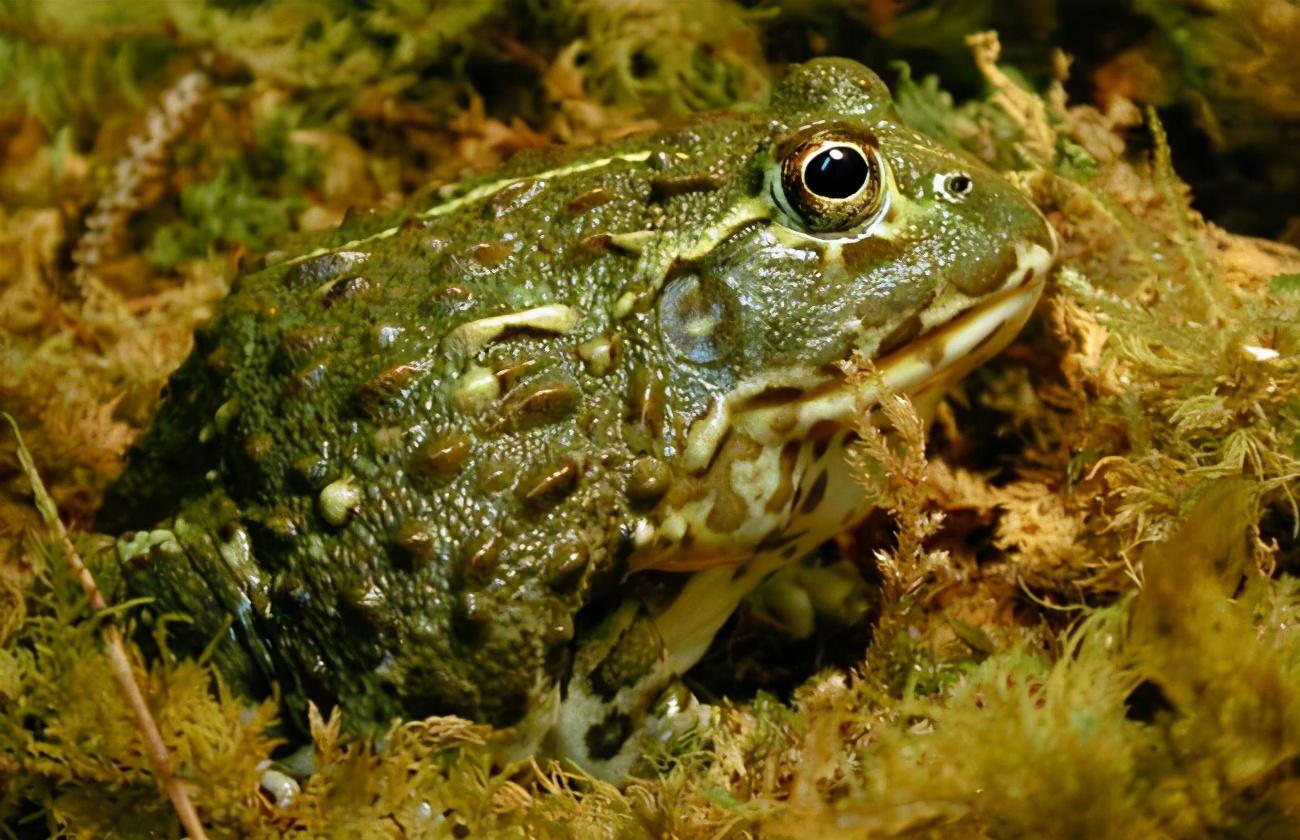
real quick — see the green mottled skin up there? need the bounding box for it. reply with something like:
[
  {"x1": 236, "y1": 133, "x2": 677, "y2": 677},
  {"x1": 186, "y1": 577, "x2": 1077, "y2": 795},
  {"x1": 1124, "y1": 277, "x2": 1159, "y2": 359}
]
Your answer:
[{"x1": 99, "y1": 60, "x2": 1054, "y2": 762}]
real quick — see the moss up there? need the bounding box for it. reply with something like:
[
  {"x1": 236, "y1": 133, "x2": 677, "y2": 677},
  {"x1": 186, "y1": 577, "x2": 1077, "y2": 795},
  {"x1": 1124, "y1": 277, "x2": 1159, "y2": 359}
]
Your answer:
[{"x1": 3, "y1": 1, "x2": 1300, "y2": 835}]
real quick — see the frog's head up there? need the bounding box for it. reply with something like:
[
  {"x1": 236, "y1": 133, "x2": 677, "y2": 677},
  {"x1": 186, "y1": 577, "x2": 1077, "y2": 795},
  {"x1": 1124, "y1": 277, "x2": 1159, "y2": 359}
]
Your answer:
[{"x1": 640, "y1": 58, "x2": 1056, "y2": 567}]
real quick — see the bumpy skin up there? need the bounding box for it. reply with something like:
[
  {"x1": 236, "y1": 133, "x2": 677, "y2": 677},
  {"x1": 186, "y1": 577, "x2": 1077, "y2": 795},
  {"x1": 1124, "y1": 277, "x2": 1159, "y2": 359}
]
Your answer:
[{"x1": 99, "y1": 60, "x2": 1055, "y2": 765}]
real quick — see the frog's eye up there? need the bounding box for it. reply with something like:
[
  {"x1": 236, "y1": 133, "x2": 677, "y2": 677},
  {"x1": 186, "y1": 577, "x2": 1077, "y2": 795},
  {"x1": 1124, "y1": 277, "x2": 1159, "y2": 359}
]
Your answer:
[
  {"x1": 775, "y1": 130, "x2": 884, "y2": 233},
  {"x1": 937, "y1": 171, "x2": 974, "y2": 201}
]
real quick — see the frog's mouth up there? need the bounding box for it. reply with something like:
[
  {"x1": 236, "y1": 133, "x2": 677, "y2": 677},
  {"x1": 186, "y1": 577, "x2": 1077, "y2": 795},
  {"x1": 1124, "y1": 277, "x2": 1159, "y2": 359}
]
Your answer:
[
  {"x1": 866, "y1": 258, "x2": 1048, "y2": 405},
  {"x1": 679, "y1": 239, "x2": 1053, "y2": 474}
]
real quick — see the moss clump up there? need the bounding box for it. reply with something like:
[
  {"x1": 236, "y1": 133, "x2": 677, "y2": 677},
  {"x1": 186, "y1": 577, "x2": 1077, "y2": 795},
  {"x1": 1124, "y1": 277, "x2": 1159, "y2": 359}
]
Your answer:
[{"x1": 2, "y1": 2, "x2": 1300, "y2": 836}]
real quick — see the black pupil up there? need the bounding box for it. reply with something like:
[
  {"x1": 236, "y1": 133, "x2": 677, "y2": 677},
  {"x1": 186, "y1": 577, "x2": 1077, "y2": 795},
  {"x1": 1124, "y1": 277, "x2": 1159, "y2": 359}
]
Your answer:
[
  {"x1": 949, "y1": 175, "x2": 972, "y2": 193},
  {"x1": 804, "y1": 146, "x2": 868, "y2": 199}
]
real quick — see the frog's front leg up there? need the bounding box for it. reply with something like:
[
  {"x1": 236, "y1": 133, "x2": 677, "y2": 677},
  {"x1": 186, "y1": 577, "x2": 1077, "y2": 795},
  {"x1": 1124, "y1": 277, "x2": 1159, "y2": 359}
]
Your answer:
[{"x1": 551, "y1": 556, "x2": 786, "y2": 782}]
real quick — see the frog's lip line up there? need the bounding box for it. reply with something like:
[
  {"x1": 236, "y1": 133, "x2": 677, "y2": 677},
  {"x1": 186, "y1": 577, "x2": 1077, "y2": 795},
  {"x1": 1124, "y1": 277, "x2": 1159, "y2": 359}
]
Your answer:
[{"x1": 683, "y1": 253, "x2": 1049, "y2": 472}]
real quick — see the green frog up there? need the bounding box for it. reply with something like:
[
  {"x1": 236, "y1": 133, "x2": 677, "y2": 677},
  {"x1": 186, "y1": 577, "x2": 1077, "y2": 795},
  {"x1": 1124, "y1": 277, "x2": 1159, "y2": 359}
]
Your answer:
[{"x1": 98, "y1": 58, "x2": 1055, "y2": 782}]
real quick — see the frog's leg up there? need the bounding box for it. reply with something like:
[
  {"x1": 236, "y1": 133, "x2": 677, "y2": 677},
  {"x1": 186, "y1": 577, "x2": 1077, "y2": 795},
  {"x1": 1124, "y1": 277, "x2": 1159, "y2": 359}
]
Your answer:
[
  {"x1": 551, "y1": 556, "x2": 786, "y2": 782},
  {"x1": 553, "y1": 430, "x2": 876, "y2": 781},
  {"x1": 115, "y1": 490, "x2": 280, "y2": 703}
]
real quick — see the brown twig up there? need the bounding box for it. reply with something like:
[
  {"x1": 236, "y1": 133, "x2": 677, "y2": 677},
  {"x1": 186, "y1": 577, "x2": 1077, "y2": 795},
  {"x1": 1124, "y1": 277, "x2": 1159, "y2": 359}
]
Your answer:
[{"x1": 3, "y1": 413, "x2": 209, "y2": 840}]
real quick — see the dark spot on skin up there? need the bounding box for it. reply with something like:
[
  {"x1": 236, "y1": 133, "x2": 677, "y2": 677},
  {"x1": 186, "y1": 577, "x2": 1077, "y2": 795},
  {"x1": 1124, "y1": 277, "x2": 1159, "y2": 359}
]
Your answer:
[
  {"x1": 492, "y1": 356, "x2": 541, "y2": 391},
  {"x1": 809, "y1": 420, "x2": 839, "y2": 460},
  {"x1": 585, "y1": 711, "x2": 633, "y2": 760},
  {"x1": 706, "y1": 482, "x2": 748, "y2": 533},
  {"x1": 841, "y1": 235, "x2": 896, "y2": 274},
  {"x1": 499, "y1": 381, "x2": 579, "y2": 432},
  {"x1": 614, "y1": 525, "x2": 637, "y2": 565},
  {"x1": 459, "y1": 534, "x2": 501, "y2": 585},
  {"x1": 877, "y1": 314, "x2": 923, "y2": 357},
  {"x1": 1019, "y1": 267, "x2": 1035, "y2": 288},
  {"x1": 758, "y1": 527, "x2": 806, "y2": 551},
  {"x1": 648, "y1": 173, "x2": 724, "y2": 202},
  {"x1": 1124, "y1": 679, "x2": 1174, "y2": 723},
  {"x1": 627, "y1": 365, "x2": 666, "y2": 438},
  {"x1": 411, "y1": 432, "x2": 472, "y2": 481},
  {"x1": 357, "y1": 363, "x2": 424, "y2": 417},
  {"x1": 521, "y1": 458, "x2": 580, "y2": 509},
  {"x1": 388, "y1": 521, "x2": 438, "y2": 571},
  {"x1": 731, "y1": 561, "x2": 750, "y2": 581},
  {"x1": 488, "y1": 179, "x2": 545, "y2": 218},
  {"x1": 567, "y1": 187, "x2": 613, "y2": 216},
  {"x1": 569, "y1": 233, "x2": 613, "y2": 259},
  {"x1": 626, "y1": 457, "x2": 672, "y2": 509},
  {"x1": 287, "y1": 251, "x2": 367, "y2": 287},
  {"x1": 588, "y1": 613, "x2": 664, "y2": 702},
  {"x1": 765, "y1": 442, "x2": 800, "y2": 513},
  {"x1": 472, "y1": 242, "x2": 512, "y2": 268},
  {"x1": 800, "y1": 470, "x2": 829, "y2": 515},
  {"x1": 781, "y1": 544, "x2": 800, "y2": 560},
  {"x1": 321, "y1": 275, "x2": 371, "y2": 309},
  {"x1": 952, "y1": 243, "x2": 1018, "y2": 296}
]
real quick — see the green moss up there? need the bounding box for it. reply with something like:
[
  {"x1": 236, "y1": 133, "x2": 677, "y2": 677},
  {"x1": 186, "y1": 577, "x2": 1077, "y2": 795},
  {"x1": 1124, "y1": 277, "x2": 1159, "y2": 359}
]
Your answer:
[
  {"x1": 146, "y1": 165, "x2": 301, "y2": 268},
  {"x1": 3, "y1": 1, "x2": 1300, "y2": 835}
]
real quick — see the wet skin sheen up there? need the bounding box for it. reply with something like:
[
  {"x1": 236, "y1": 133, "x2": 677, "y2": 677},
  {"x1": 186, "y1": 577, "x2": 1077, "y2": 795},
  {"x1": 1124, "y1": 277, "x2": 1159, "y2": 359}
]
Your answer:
[{"x1": 99, "y1": 59, "x2": 1056, "y2": 781}]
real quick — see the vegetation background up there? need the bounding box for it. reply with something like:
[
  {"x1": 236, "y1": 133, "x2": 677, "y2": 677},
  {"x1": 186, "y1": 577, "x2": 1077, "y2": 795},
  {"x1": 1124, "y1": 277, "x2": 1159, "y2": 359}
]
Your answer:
[{"x1": 2, "y1": 0, "x2": 1300, "y2": 836}]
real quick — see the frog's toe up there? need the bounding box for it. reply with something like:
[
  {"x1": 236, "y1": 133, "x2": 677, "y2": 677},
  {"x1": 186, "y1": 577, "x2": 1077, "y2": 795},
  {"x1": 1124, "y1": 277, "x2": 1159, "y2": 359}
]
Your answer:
[{"x1": 636, "y1": 679, "x2": 713, "y2": 766}]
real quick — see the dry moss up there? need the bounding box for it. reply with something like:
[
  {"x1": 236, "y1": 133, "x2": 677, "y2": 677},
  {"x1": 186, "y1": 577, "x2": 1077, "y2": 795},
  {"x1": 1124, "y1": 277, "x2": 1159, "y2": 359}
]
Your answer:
[{"x1": 3, "y1": 2, "x2": 1300, "y2": 836}]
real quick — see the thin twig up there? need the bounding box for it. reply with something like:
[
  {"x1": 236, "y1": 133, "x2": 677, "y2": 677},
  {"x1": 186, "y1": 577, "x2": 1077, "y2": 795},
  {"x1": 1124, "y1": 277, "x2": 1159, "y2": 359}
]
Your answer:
[
  {"x1": 3, "y1": 413, "x2": 209, "y2": 840},
  {"x1": 70, "y1": 71, "x2": 210, "y2": 315}
]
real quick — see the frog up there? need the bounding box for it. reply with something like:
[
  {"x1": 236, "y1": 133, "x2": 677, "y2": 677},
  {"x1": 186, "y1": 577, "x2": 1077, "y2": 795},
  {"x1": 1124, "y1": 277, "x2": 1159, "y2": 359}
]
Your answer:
[{"x1": 97, "y1": 57, "x2": 1056, "y2": 783}]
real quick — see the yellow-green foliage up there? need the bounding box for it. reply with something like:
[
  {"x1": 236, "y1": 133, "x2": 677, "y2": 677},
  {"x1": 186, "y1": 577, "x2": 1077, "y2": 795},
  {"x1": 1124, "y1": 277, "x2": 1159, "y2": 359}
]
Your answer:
[{"x1": 3, "y1": 1, "x2": 1300, "y2": 836}]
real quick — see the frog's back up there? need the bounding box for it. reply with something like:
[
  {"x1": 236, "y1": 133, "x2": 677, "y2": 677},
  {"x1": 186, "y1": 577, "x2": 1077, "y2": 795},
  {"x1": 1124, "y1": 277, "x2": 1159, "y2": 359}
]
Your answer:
[{"x1": 98, "y1": 121, "x2": 766, "y2": 730}]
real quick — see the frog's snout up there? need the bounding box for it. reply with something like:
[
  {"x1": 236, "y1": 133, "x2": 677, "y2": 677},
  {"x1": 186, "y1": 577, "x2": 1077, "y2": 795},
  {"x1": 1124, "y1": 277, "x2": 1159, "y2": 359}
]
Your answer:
[{"x1": 1007, "y1": 213, "x2": 1057, "y2": 293}]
